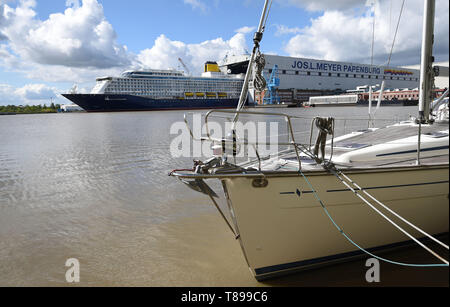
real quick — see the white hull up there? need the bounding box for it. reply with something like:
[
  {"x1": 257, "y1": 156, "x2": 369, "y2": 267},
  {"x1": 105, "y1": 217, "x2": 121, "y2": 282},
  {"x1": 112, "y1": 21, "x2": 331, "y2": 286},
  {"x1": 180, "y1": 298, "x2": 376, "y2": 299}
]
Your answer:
[{"x1": 222, "y1": 165, "x2": 449, "y2": 280}]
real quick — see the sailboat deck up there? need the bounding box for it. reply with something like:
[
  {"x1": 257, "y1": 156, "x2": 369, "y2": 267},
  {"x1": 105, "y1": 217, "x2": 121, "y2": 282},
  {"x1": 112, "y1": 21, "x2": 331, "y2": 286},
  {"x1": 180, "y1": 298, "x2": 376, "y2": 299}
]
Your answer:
[
  {"x1": 260, "y1": 154, "x2": 447, "y2": 173},
  {"x1": 334, "y1": 121, "x2": 449, "y2": 148},
  {"x1": 253, "y1": 120, "x2": 449, "y2": 173}
]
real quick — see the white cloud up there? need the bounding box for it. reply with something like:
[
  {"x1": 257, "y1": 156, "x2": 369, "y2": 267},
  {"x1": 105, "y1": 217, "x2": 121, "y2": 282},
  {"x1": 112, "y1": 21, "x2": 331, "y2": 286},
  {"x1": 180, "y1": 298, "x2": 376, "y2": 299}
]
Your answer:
[
  {"x1": 0, "y1": 0, "x2": 131, "y2": 69},
  {"x1": 23, "y1": 64, "x2": 124, "y2": 85},
  {"x1": 235, "y1": 26, "x2": 256, "y2": 34},
  {"x1": 0, "y1": 83, "x2": 63, "y2": 106},
  {"x1": 279, "y1": 0, "x2": 365, "y2": 12},
  {"x1": 274, "y1": 24, "x2": 302, "y2": 36},
  {"x1": 65, "y1": 0, "x2": 81, "y2": 9},
  {"x1": 15, "y1": 83, "x2": 57, "y2": 100},
  {"x1": 0, "y1": 0, "x2": 137, "y2": 93},
  {"x1": 136, "y1": 33, "x2": 249, "y2": 75},
  {"x1": 285, "y1": 10, "x2": 374, "y2": 62},
  {"x1": 283, "y1": 0, "x2": 449, "y2": 66},
  {"x1": 0, "y1": 84, "x2": 17, "y2": 104},
  {"x1": 0, "y1": 44, "x2": 17, "y2": 66},
  {"x1": 183, "y1": 0, "x2": 207, "y2": 12}
]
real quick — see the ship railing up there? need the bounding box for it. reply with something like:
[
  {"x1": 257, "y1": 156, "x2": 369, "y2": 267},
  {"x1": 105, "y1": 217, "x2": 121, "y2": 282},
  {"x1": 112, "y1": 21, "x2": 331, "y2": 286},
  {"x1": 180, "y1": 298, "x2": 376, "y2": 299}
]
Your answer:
[
  {"x1": 182, "y1": 109, "x2": 414, "y2": 173},
  {"x1": 183, "y1": 110, "x2": 333, "y2": 171}
]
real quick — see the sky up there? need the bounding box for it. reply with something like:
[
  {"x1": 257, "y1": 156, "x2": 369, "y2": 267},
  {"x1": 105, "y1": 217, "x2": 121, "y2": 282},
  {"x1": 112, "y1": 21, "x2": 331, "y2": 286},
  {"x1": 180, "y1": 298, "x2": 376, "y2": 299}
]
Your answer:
[{"x1": 0, "y1": 0, "x2": 448, "y2": 106}]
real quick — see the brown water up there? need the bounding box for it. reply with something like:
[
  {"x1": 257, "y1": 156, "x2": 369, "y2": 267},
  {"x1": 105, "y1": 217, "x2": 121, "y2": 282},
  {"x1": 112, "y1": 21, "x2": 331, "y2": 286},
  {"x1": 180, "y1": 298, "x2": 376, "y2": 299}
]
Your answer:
[{"x1": 0, "y1": 107, "x2": 448, "y2": 287}]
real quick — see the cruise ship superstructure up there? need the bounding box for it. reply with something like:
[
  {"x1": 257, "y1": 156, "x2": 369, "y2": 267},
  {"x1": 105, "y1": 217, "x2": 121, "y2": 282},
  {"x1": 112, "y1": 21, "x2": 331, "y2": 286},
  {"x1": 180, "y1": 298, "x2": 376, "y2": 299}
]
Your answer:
[{"x1": 62, "y1": 62, "x2": 245, "y2": 112}]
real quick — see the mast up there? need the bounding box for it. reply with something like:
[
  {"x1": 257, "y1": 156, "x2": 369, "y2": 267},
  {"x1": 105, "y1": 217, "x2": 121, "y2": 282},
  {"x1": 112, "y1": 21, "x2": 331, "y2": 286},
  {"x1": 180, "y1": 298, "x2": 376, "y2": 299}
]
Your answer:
[{"x1": 418, "y1": 0, "x2": 436, "y2": 124}]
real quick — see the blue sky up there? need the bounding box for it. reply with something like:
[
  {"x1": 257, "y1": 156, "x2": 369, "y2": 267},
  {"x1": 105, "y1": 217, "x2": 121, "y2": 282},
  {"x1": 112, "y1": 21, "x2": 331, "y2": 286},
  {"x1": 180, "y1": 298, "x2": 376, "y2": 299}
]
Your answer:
[
  {"x1": 0, "y1": 0, "x2": 448, "y2": 105},
  {"x1": 31, "y1": 0, "x2": 319, "y2": 58}
]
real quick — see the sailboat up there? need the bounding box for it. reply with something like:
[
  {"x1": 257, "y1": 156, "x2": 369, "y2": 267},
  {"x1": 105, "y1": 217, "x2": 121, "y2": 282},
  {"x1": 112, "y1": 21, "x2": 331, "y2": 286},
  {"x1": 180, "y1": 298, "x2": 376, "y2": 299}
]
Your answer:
[{"x1": 170, "y1": 0, "x2": 448, "y2": 280}]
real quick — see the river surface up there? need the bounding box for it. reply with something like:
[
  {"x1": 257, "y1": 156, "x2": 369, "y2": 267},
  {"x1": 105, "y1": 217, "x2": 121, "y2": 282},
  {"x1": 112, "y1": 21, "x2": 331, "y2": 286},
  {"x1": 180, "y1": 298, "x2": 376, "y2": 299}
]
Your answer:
[{"x1": 0, "y1": 106, "x2": 448, "y2": 286}]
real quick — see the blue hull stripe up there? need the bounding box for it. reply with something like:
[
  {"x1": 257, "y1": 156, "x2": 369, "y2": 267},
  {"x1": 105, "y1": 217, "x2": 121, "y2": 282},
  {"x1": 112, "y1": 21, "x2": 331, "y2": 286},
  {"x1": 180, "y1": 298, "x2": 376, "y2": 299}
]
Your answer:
[
  {"x1": 254, "y1": 232, "x2": 449, "y2": 276},
  {"x1": 377, "y1": 145, "x2": 449, "y2": 157},
  {"x1": 326, "y1": 180, "x2": 448, "y2": 193}
]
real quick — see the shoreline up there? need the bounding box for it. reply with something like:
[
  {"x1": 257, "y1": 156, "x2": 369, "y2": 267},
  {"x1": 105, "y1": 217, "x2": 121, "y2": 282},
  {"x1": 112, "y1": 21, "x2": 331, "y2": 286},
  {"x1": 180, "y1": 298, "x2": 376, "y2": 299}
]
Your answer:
[{"x1": 0, "y1": 112, "x2": 57, "y2": 116}]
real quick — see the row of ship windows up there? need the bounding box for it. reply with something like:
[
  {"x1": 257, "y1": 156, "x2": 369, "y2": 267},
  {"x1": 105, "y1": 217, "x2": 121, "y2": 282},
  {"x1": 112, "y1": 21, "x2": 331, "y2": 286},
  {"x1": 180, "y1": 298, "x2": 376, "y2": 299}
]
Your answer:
[
  {"x1": 268, "y1": 70, "x2": 418, "y2": 82},
  {"x1": 104, "y1": 90, "x2": 239, "y2": 98},
  {"x1": 105, "y1": 88, "x2": 240, "y2": 93},
  {"x1": 130, "y1": 73, "x2": 183, "y2": 76},
  {"x1": 116, "y1": 79, "x2": 243, "y2": 85},
  {"x1": 374, "y1": 94, "x2": 420, "y2": 99},
  {"x1": 106, "y1": 85, "x2": 241, "y2": 90},
  {"x1": 107, "y1": 84, "x2": 242, "y2": 89},
  {"x1": 106, "y1": 87, "x2": 241, "y2": 92}
]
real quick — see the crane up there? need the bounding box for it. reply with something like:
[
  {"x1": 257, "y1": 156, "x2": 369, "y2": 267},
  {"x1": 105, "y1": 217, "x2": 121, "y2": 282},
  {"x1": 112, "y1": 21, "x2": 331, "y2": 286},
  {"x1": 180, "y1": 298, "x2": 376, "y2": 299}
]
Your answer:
[
  {"x1": 178, "y1": 58, "x2": 191, "y2": 76},
  {"x1": 263, "y1": 65, "x2": 280, "y2": 105}
]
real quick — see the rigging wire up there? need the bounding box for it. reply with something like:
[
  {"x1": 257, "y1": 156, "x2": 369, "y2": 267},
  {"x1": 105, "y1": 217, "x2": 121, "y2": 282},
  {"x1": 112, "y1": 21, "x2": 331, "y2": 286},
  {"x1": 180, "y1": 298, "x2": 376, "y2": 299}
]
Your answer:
[
  {"x1": 370, "y1": 2, "x2": 376, "y2": 67},
  {"x1": 387, "y1": 0, "x2": 406, "y2": 66},
  {"x1": 262, "y1": 0, "x2": 274, "y2": 33},
  {"x1": 370, "y1": 0, "x2": 405, "y2": 126},
  {"x1": 298, "y1": 168, "x2": 449, "y2": 268},
  {"x1": 337, "y1": 170, "x2": 449, "y2": 250},
  {"x1": 292, "y1": 132, "x2": 449, "y2": 267},
  {"x1": 368, "y1": 1, "x2": 376, "y2": 123}
]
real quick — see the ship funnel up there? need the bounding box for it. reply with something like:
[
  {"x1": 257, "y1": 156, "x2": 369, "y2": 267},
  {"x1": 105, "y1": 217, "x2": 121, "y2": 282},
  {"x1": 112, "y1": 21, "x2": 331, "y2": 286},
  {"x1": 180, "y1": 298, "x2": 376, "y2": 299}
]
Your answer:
[{"x1": 205, "y1": 61, "x2": 220, "y2": 73}]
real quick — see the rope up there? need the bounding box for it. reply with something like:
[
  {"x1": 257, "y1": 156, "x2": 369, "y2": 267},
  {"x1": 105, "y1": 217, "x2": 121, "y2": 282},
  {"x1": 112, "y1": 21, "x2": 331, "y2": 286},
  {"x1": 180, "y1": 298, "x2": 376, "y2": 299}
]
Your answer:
[
  {"x1": 327, "y1": 166, "x2": 448, "y2": 265},
  {"x1": 312, "y1": 117, "x2": 335, "y2": 163},
  {"x1": 298, "y1": 169, "x2": 449, "y2": 268},
  {"x1": 233, "y1": 0, "x2": 272, "y2": 117},
  {"x1": 336, "y1": 170, "x2": 449, "y2": 250},
  {"x1": 254, "y1": 51, "x2": 267, "y2": 92}
]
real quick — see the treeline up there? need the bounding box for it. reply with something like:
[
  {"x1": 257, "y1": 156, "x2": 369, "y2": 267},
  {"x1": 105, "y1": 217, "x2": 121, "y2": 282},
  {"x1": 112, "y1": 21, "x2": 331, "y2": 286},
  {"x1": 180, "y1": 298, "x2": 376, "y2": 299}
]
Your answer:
[{"x1": 0, "y1": 103, "x2": 61, "y2": 114}]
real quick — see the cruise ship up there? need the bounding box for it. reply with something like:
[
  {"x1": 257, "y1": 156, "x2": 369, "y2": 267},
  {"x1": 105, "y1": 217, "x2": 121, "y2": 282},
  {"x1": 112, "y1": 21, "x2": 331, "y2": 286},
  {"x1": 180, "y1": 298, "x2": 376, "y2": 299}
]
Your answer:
[{"x1": 62, "y1": 62, "x2": 245, "y2": 112}]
